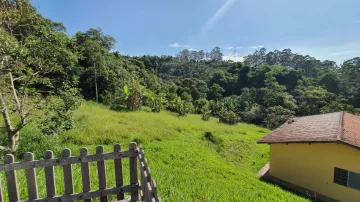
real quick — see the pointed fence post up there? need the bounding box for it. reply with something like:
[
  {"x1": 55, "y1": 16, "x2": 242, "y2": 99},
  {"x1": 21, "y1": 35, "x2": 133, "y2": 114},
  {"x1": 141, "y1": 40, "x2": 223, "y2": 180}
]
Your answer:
[
  {"x1": 62, "y1": 148, "x2": 74, "y2": 195},
  {"x1": 44, "y1": 150, "x2": 56, "y2": 197},
  {"x1": 24, "y1": 152, "x2": 38, "y2": 200},
  {"x1": 129, "y1": 142, "x2": 139, "y2": 202},
  {"x1": 114, "y1": 144, "x2": 124, "y2": 200},
  {"x1": 96, "y1": 145, "x2": 108, "y2": 202},
  {"x1": 4, "y1": 154, "x2": 19, "y2": 202},
  {"x1": 80, "y1": 148, "x2": 92, "y2": 202},
  {"x1": 0, "y1": 173, "x2": 3, "y2": 202}
]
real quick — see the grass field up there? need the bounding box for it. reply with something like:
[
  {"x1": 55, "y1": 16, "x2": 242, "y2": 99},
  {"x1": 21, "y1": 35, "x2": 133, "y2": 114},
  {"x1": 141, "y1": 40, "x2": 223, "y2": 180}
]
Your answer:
[{"x1": 1, "y1": 102, "x2": 309, "y2": 201}]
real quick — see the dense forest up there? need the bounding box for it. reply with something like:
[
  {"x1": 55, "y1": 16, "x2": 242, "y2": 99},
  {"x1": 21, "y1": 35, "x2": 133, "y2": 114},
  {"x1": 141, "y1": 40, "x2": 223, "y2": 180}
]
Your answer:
[{"x1": 1, "y1": 0, "x2": 360, "y2": 152}]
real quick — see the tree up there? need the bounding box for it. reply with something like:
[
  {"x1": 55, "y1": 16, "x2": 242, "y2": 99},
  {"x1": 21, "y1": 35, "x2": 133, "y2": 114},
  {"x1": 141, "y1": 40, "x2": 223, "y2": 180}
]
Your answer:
[
  {"x1": 0, "y1": 0, "x2": 78, "y2": 151},
  {"x1": 209, "y1": 47, "x2": 223, "y2": 62},
  {"x1": 340, "y1": 57, "x2": 360, "y2": 107},
  {"x1": 74, "y1": 29, "x2": 116, "y2": 102},
  {"x1": 177, "y1": 49, "x2": 190, "y2": 61},
  {"x1": 208, "y1": 84, "x2": 225, "y2": 101},
  {"x1": 190, "y1": 51, "x2": 199, "y2": 61},
  {"x1": 264, "y1": 106, "x2": 295, "y2": 129},
  {"x1": 198, "y1": 50, "x2": 205, "y2": 60}
]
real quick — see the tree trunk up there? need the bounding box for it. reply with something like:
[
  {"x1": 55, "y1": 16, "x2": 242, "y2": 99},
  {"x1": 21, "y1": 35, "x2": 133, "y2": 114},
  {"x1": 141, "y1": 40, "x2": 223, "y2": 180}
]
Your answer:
[
  {"x1": 1, "y1": 107, "x2": 19, "y2": 151},
  {"x1": 94, "y1": 63, "x2": 98, "y2": 102},
  {"x1": 8, "y1": 130, "x2": 19, "y2": 152}
]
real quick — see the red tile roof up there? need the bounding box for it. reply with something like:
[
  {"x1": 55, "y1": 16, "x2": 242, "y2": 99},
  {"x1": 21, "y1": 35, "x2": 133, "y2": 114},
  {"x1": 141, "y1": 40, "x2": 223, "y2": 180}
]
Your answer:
[{"x1": 258, "y1": 112, "x2": 360, "y2": 149}]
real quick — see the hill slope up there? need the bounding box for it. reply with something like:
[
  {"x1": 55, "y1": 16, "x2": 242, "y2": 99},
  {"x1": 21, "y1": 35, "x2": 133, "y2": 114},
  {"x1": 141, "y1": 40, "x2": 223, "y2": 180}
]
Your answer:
[
  {"x1": 59, "y1": 102, "x2": 308, "y2": 202},
  {"x1": 4, "y1": 102, "x2": 308, "y2": 201}
]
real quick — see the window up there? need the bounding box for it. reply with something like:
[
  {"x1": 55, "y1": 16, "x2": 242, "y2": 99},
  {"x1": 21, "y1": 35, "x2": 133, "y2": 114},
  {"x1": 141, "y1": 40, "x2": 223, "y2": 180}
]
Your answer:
[
  {"x1": 334, "y1": 167, "x2": 360, "y2": 190},
  {"x1": 334, "y1": 167, "x2": 348, "y2": 186}
]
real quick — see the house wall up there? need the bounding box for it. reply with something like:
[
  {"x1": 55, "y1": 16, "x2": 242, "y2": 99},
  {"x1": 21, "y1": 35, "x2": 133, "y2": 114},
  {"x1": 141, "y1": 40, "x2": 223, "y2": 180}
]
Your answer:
[{"x1": 270, "y1": 143, "x2": 360, "y2": 202}]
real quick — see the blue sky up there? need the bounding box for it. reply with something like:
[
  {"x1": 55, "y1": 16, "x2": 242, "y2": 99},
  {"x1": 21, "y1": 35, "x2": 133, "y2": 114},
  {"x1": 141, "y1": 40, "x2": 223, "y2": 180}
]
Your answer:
[{"x1": 31, "y1": 0, "x2": 360, "y2": 64}]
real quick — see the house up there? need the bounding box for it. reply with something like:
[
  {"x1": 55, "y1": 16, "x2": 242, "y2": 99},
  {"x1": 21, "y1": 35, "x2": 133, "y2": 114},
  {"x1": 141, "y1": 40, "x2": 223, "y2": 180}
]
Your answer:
[{"x1": 257, "y1": 112, "x2": 360, "y2": 202}]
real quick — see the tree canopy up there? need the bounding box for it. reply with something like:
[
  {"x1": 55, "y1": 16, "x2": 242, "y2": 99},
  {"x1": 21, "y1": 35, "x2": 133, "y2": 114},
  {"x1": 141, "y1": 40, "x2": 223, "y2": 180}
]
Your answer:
[{"x1": 1, "y1": 0, "x2": 360, "y2": 152}]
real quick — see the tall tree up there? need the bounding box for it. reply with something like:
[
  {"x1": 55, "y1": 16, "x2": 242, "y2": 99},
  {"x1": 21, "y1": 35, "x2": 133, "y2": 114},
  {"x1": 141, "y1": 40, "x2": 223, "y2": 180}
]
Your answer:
[{"x1": 209, "y1": 47, "x2": 223, "y2": 61}]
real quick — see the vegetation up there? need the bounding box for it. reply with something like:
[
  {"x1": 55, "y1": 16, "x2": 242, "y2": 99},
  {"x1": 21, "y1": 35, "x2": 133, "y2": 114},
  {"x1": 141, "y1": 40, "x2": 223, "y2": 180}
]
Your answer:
[
  {"x1": 1, "y1": 0, "x2": 360, "y2": 201},
  {"x1": 1, "y1": 102, "x2": 309, "y2": 201}
]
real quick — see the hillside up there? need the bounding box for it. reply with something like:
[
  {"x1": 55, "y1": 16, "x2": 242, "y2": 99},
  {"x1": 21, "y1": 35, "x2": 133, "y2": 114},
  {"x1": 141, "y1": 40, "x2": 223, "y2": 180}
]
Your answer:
[{"x1": 3, "y1": 102, "x2": 308, "y2": 202}]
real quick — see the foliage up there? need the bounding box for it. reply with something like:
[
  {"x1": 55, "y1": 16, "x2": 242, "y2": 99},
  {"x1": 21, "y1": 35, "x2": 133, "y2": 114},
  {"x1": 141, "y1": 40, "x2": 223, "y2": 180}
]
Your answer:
[
  {"x1": 1, "y1": 102, "x2": 308, "y2": 202},
  {"x1": 122, "y1": 79, "x2": 144, "y2": 110},
  {"x1": 194, "y1": 98, "x2": 209, "y2": 114},
  {"x1": 170, "y1": 96, "x2": 193, "y2": 116},
  {"x1": 145, "y1": 91, "x2": 167, "y2": 113},
  {"x1": 3, "y1": 0, "x2": 360, "y2": 146},
  {"x1": 240, "y1": 104, "x2": 266, "y2": 125},
  {"x1": 264, "y1": 106, "x2": 295, "y2": 129},
  {"x1": 219, "y1": 110, "x2": 238, "y2": 125},
  {"x1": 16, "y1": 126, "x2": 61, "y2": 159},
  {"x1": 40, "y1": 86, "x2": 82, "y2": 135},
  {"x1": 201, "y1": 109, "x2": 212, "y2": 121},
  {"x1": 0, "y1": 0, "x2": 79, "y2": 150}
]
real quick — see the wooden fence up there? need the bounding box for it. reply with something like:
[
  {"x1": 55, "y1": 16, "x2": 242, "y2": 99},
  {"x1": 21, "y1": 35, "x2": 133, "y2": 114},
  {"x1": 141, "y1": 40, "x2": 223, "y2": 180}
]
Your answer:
[
  {"x1": 138, "y1": 147, "x2": 160, "y2": 202},
  {"x1": 0, "y1": 142, "x2": 161, "y2": 202}
]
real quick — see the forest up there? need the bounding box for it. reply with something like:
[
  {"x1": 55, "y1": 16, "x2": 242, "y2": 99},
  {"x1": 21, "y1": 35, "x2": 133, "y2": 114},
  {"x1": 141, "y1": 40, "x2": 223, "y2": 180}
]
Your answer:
[{"x1": 1, "y1": 0, "x2": 360, "y2": 153}]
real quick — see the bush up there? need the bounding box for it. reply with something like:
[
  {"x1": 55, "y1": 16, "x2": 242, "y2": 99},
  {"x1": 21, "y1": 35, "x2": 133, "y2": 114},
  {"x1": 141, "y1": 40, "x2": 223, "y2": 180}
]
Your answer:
[
  {"x1": 110, "y1": 104, "x2": 128, "y2": 111},
  {"x1": 40, "y1": 87, "x2": 81, "y2": 136},
  {"x1": 194, "y1": 98, "x2": 209, "y2": 114},
  {"x1": 16, "y1": 126, "x2": 61, "y2": 159},
  {"x1": 202, "y1": 109, "x2": 211, "y2": 121},
  {"x1": 241, "y1": 104, "x2": 265, "y2": 125},
  {"x1": 170, "y1": 97, "x2": 193, "y2": 116},
  {"x1": 219, "y1": 110, "x2": 238, "y2": 125},
  {"x1": 264, "y1": 106, "x2": 295, "y2": 129}
]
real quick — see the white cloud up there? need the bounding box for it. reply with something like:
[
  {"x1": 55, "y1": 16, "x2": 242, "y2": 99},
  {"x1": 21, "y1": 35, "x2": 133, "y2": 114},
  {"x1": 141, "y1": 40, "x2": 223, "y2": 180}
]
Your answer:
[
  {"x1": 189, "y1": 48, "x2": 199, "y2": 51},
  {"x1": 168, "y1": 43, "x2": 195, "y2": 50},
  {"x1": 249, "y1": 45, "x2": 264, "y2": 49},
  {"x1": 226, "y1": 46, "x2": 242, "y2": 50},
  {"x1": 329, "y1": 50, "x2": 356, "y2": 56},
  {"x1": 169, "y1": 42, "x2": 181, "y2": 47},
  {"x1": 353, "y1": 20, "x2": 360, "y2": 23},
  {"x1": 222, "y1": 55, "x2": 244, "y2": 62}
]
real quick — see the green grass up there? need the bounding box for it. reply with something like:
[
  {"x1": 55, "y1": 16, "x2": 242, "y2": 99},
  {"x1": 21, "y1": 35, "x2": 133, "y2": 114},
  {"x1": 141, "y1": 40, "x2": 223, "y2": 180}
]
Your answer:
[{"x1": 1, "y1": 102, "x2": 309, "y2": 201}]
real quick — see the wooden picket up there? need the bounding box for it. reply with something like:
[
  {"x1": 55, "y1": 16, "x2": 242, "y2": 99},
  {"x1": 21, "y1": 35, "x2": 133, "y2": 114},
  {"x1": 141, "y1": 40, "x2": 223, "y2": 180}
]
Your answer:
[
  {"x1": 0, "y1": 142, "x2": 161, "y2": 202},
  {"x1": 138, "y1": 147, "x2": 162, "y2": 202}
]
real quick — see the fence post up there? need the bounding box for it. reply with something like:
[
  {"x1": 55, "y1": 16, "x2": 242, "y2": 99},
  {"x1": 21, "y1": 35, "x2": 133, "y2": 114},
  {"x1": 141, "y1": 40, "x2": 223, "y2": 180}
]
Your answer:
[
  {"x1": 96, "y1": 145, "x2": 108, "y2": 202},
  {"x1": 80, "y1": 148, "x2": 92, "y2": 202},
  {"x1": 129, "y1": 142, "x2": 139, "y2": 202},
  {"x1": 152, "y1": 180, "x2": 159, "y2": 202},
  {"x1": 44, "y1": 150, "x2": 56, "y2": 197},
  {"x1": 62, "y1": 148, "x2": 74, "y2": 195},
  {"x1": 4, "y1": 154, "x2": 19, "y2": 202},
  {"x1": 114, "y1": 144, "x2": 124, "y2": 200},
  {"x1": 24, "y1": 152, "x2": 38, "y2": 200},
  {"x1": 0, "y1": 173, "x2": 3, "y2": 202}
]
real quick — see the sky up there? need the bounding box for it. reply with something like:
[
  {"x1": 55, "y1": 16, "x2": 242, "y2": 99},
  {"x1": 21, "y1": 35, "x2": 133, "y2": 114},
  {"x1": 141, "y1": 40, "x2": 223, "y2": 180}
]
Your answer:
[{"x1": 31, "y1": 0, "x2": 360, "y2": 64}]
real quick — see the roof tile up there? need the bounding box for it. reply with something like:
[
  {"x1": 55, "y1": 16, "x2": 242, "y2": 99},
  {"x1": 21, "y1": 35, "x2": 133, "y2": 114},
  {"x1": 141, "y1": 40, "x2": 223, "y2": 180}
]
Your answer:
[{"x1": 257, "y1": 112, "x2": 360, "y2": 149}]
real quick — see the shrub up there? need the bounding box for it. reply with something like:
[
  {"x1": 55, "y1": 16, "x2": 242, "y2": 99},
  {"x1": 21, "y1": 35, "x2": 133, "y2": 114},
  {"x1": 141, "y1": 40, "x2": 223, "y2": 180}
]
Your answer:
[
  {"x1": 110, "y1": 104, "x2": 128, "y2": 111},
  {"x1": 264, "y1": 106, "x2": 295, "y2": 129},
  {"x1": 40, "y1": 90, "x2": 81, "y2": 136},
  {"x1": 201, "y1": 109, "x2": 211, "y2": 121},
  {"x1": 219, "y1": 110, "x2": 238, "y2": 125},
  {"x1": 170, "y1": 97, "x2": 193, "y2": 116},
  {"x1": 17, "y1": 126, "x2": 61, "y2": 159},
  {"x1": 194, "y1": 98, "x2": 209, "y2": 114},
  {"x1": 240, "y1": 104, "x2": 265, "y2": 125}
]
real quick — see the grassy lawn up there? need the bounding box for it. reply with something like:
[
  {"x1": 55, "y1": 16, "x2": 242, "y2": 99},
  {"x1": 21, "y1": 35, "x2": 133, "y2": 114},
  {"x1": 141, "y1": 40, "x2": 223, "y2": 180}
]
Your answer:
[{"x1": 1, "y1": 102, "x2": 309, "y2": 201}]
